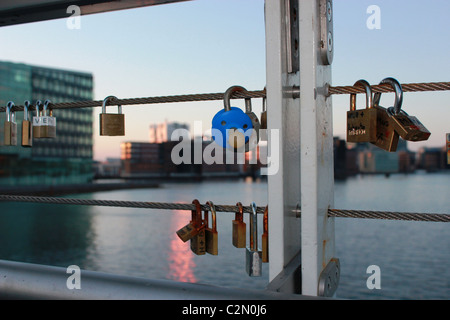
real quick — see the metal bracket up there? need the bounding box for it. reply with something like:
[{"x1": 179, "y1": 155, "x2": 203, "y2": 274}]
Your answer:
[
  {"x1": 286, "y1": 0, "x2": 299, "y2": 74},
  {"x1": 318, "y1": 258, "x2": 340, "y2": 297},
  {"x1": 320, "y1": 0, "x2": 333, "y2": 65},
  {"x1": 266, "y1": 252, "x2": 302, "y2": 294}
]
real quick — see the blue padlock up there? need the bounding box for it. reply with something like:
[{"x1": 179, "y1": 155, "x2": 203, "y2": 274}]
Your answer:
[{"x1": 212, "y1": 86, "x2": 254, "y2": 151}]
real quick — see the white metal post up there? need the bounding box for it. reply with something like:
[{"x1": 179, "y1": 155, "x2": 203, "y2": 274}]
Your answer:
[
  {"x1": 265, "y1": 0, "x2": 301, "y2": 291},
  {"x1": 265, "y1": 0, "x2": 336, "y2": 296},
  {"x1": 299, "y1": 0, "x2": 335, "y2": 297}
]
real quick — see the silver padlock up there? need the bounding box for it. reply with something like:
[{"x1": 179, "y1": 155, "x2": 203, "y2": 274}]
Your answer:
[
  {"x1": 32, "y1": 100, "x2": 43, "y2": 139},
  {"x1": 40, "y1": 99, "x2": 56, "y2": 138},
  {"x1": 246, "y1": 202, "x2": 262, "y2": 277}
]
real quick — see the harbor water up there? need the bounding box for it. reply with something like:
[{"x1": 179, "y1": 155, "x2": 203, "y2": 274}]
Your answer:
[{"x1": 0, "y1": 171, "x2": 448, "y2": 299}]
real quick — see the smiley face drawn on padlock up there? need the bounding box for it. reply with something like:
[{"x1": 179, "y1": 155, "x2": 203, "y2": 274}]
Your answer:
[{"x1": 211, "y1": 86, "x2": 258, "y2": 152}]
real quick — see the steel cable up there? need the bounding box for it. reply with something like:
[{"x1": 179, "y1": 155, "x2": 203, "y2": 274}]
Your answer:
[
  {"x1": 1, "y1": 195, "x2": 449, "y2": 222},
  {"x1": 0, "y1": 195, "x2": 266, "y2": 214},
  {"x1": 1, "y1": 81, "x2": 449, "y2": 112},
  {"x1": 328, "y1": 81, "x2": 450, "y2": 95},
  {"x1": 328, "y1": 209, "x2": 450, "y2": 222}
]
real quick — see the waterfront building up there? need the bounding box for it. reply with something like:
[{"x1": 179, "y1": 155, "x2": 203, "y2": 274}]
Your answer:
[
  {"x1": 149, "y1": 120, "x2": 189, "y2": 143},
  {"x1": 357, "y1": 142, "x2": 399, "y2": 174},
  {"x1": 0, "y1": 61, "x2": 94, "y2": 187},
  {"x1": 94, "y1": 158, "x2": 121, "y2": 178},
  {"x1": 417, "y1": 147, "x2": 448, "y2": 172}
]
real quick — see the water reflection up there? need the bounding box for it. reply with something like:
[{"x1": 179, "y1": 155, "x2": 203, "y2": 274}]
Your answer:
[
  {"x1": 0, "y1": 202, "x2": 95, "y2": 268},
  {"x1": 0, "y1": 175, "x2": 447, "y2": 299},
  {"x1": 167, "y1": 210, "x2": 196, "y2": 283}
]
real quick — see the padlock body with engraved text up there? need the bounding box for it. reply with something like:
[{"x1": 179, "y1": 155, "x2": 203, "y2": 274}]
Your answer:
[{"x1": 346, "y1": 80, "x2": 377, "y2": 143}]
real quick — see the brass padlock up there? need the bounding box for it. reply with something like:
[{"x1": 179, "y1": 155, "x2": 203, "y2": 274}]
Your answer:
[
  {"x1": 190, "y1": 199, "x2": 206, "y2": 255},
  {"x1": 262, "y1": 205, "x2": 268, "y2": 263},
  {"x1": 387, "y1": 107, "x2": 430, "y2": 142},
  {"x1": 371, "y1": 78, "x2": 401, "y2": 152},
  {"x1": 176, "y1": 222, "x2": 199, "y2": 243},
  {"x1": 4, "y1": 101, "x2": 17, "y2": 146},
  {"x1": 99, "y1": 95, "x2": 125, "y2": 136},
  {"x1": 39, "y1": 100, "x2": 56, "y2": 138},
  {"x1": 347, "y1": 80, "x2": 377, "y2": 143},
  {"x1": 246, "y1": 203, "x2": 262, "y2": 277},
  {"x1": 32, "y1": 100, "x2": 43, "y2": 139},
  {"x1": 176, "y1": 199, "x2": 205, "y2": 242},
  {"x1": 232, "y1": 202, "x2": 246, "y2": 248},
  {"x1": 383, "y1": 79, "x2": 430, "y2": 142},
  {"x1": 22, "y1": 100, "x2": 33, "y2": 147},
  {"x1": 205, "y1": 201, "x2": 218, "y2": 255}
]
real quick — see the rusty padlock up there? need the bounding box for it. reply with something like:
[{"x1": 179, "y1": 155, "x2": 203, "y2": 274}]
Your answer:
[
  {"x1": 176, "y1": 199, "x2": 205, "y2": 243},
  {"x1": 189, "y1": 199, "x2": 206, "y2": 255}
]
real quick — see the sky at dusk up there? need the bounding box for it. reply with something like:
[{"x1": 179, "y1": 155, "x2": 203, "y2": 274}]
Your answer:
[{"x1": 0, "y1": 0, "x2": 449, "y2": 161}]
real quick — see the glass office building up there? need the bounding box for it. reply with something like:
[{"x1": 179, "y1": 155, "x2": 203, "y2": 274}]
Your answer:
[{"x1": 0, "y1": 61, "x2": 94, "y2": 187}]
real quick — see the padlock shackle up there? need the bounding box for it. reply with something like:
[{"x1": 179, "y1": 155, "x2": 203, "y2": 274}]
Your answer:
[
  {"x1": 5, "y1": 101, "x2": 14, "y2": 122},
  {"x1": 263, "y1": 205, "x2": 268, "y2": 234},
  {"x1": 10, "y1": 109, "x2": 16, "y2": 123},
  {"x1": 206, "y1": 201, "x2": 217, "y2": 232},
  {"x1": 24, "y1": 101, "x2": 31, "y2": 121},
  {"x1": 34, "y1": 100, "x2": 43, "y2": 117},
  {"x1": 373, "y1": 77, "x2": 403, "y2": 114},
  {"x1": 191, "y1": 199, "x2": 203, "y2": 229},
  {"x1": 262, "y1": 86, "x2": 267, "y2": 112},
  {"x1": 43, "y1": 100, "x2": 52, "y2": 116},
  {"x1": 224, "y1": 85, "x2": 250, "y2": 112},
  {"x1": 386, "y1": 106, "x2": 409, "y2": 118},
  {"x1": 102, "y1": 95, "x2": 122, "y2": 114},
  {"x1": 244, "y1": 98, "x2": 252, "y2": 114},
  {"x1": 350, "y1": 80, "x2": 372, "y2": 111},
  {"x1": 250, "y1": 202, "x2": 258, "y2": 251},
  {"x1": 235, "y1": 202, "x2": 244, "y2": 222}
]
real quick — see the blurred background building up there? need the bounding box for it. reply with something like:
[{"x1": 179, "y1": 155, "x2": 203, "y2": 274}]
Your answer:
[
  {"x1": 0, "y1": 60, "x2": 94, "y2": 187},
  {"x1": 149, "y1": 120, "x2": 189, "y2": 143},
  {"x1": 119, "y1": 121, "x2": 259, "y2": 179}
]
